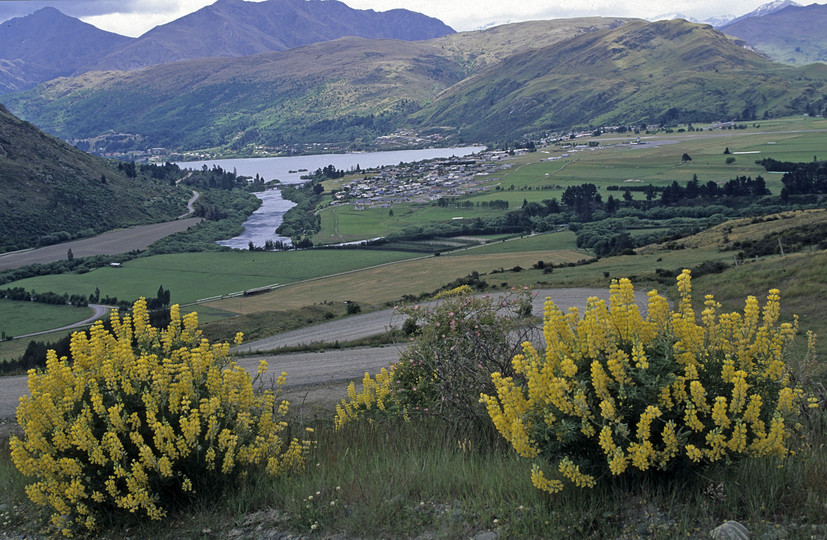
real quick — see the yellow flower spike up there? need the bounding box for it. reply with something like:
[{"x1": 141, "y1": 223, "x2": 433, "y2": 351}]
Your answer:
[
  {"x1": 558, "y1": 457, "x2": 596, "y2": 488},
  {"x1": 632, "y1": 340, "x2": 648, "y2": 369},
  {"x1": 685, "y1": 444, "x2": 703, "y2": 462},
  {"x1": 531, "y1": 465, "x2": 564, "y2": 494},
  {"x1": 690, "y1": 380, "x2": 710, "y2": 413},
  {"x1": 711, "y1": 396, "x2": 731, "y2": 429},
  {"x1": 598, "y1": 426, "x2": 616, "y2": 455}
]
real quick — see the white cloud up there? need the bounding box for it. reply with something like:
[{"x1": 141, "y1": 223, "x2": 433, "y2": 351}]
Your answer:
[{"x1": 2, "y1": 0, "x2": 823, "y2": 37}]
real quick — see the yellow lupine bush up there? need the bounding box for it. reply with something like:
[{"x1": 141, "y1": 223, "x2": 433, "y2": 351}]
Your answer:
[
  {"x1": 482, "y1": 270, "x2": 814, "y2": 494},
  {"x1": 334, "y1": 367, "x2": 396, "y2": 429},
  {"x1": 10, "y1": 299, "x2": 311, "y2": 536}
]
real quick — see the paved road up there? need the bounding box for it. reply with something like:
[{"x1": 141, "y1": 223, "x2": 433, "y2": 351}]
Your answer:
[
  {"x1": 0, "y1": 287, "x2": 652, "y2": 420},
  {"x1": 233, "y1": 309, "x2": 409, "y2": 353},
  {"x1": 177, "y1": 190, "x2": 200, "y2": 219}
]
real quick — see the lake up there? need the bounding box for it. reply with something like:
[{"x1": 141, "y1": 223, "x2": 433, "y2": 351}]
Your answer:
[
  {"x1": 176, "y1": 146, "x2": 486, "y2": 186},
  {"x1": 177, "y1": 146, "x2": 485, "y2": 249}
]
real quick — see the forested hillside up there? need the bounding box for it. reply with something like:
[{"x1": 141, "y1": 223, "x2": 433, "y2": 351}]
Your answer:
[{"x1": 0, "y1": 104, "x2": 187, "y2": 253}]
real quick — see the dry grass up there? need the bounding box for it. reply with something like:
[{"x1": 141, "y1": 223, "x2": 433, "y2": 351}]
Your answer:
[
  {"x1": 207, "y1": 249, "x2": 586, "y2": 314},
  {"x1": 639, "y1": 208, "x2": 827, "y2": 253}
]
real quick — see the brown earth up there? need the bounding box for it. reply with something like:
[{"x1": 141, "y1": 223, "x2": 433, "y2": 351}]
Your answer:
[{"x1": 0, "y1": 218, "x2": 203, "y2": 270}]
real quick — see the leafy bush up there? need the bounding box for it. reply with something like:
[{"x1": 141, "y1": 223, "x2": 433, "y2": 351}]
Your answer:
[
  {"x1": 482, "y1": 271, "x2": 816, "y2": 494},
  {"x1": 10, "y1": 299, "x2": 312, "y2": 536},
  {"x1": 335, "y1": 287, "x2": 539, "y2": 430}
]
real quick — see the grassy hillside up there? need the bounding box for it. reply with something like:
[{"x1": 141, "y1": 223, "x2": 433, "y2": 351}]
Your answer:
[
  {"x1": 416, "y1": 19, "x2": 827, "y2": 139},
  {"x1": 5, "y1": 19, "x2": 827, "y2": 154},
  {"x1": 0, "y1": 104, "x2": 188, "y2": 252},
  {"x1": 3, "y1": 37, "x2": 467, "y2": 153},
  {"x1": 431, "y1": 17, "x2": 634, "y2": 75}
]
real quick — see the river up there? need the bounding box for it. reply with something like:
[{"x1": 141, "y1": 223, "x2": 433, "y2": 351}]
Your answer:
[{"x1": 176, "y1": 146, "x2": 485, "y2": 249}]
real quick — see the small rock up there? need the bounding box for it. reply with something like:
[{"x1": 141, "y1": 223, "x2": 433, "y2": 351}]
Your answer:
[
  {"x1": 473, "y1": 532, "x2": 498, "y2": 540},
  {"x1": 711, "y1": 520, "x2": 750, "y2": 540}
]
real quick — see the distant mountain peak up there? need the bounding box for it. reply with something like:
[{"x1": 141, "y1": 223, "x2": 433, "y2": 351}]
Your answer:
[
  {"x1": 0, "y1": 7, "x2": 133, "y2": 92},
  {"x1": 649, "y1": 12, "x2": 696, "y2": 22},
  {"x1": 717, "y1": 1, "x2": 826, "y2": 65},
  {"x1": 723, "y1": 0, "x2": 801, "y2": 27},
  {"x1": 83, "y1": 0, "x2": 455, "y2": 72},
  {"x1": 749, "y1": 0, "x2": 801, "y2": 17}
]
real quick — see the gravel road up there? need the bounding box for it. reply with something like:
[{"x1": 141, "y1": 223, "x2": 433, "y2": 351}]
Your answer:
[
  {"x1": 234, "y1": 287, "x2": 650, "y2": 352},
  {"x1": 0, "y1": 287, "x2": 652, "y2": 420}
]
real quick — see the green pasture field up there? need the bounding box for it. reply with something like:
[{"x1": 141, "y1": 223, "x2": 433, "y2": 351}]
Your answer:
[
  {"x1": 473, "y1": 117, "x2": 827, "y2": 203},
  {"x1": 3, "y1": 250, "x2": 420, "y2": 310},
  {"x1": 0, "y1": 300, "x2": 93, "y2": 338},
  {"x1": 207, "y1": 249, "x2": 589, "y2": 313},
  {"x1": 0, "y1": 329, "x2": 69, "y2": 363},
  {"x1": 313, "y1": 116, "x2": 827, "y2": 243},
  {"x1": 316, "y1": 202, "x2": 510, "y2": 245},
  {"x1": 444, "y1": 231, "x2": 579, "y2": 256},
  {"x1": 474, "y1": 246, "x2": 735, "y2": 291}
]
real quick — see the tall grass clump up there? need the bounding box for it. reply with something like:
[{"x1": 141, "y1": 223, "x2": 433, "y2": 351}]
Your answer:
[
  {"x1": 482, "y1": 270, "x2": 819, "y2": 494},
  {"x1": 9, "y1": 299, "x2": 312, "y2": 536}
]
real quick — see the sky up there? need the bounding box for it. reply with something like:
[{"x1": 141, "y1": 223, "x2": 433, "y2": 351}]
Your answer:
[{"x1": 0, "y1": 0, "x2": 821, "y2": 37}]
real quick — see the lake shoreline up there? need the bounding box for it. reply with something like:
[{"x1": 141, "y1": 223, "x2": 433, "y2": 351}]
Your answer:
[{"x1": 179, "y1": 146, "x2": 486, "y2": 249}]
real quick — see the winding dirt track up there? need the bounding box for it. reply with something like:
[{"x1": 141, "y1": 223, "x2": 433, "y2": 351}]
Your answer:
[{"x1": 0, "y1": 287, "x2": 651, "y2": 419}]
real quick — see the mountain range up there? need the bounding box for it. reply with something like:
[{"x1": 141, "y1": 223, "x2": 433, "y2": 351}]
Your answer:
[
  {"x1": 4, "y1": 16, "x2": 826, "y2": 153},
  {"x1": 414, "y1": 19, "x2": 827, "y2": 140},
  {"x1": 720, "y1": 3, "x2": 827, "y2": 65},
  {"x1": 0, "y1": 0, "x2": 826, "y2": 155},
  {"x1": 0, "y1": 7, "x2": 132, "y2": 93},
  {"x1": 0, "y1": 0, "x2": 455, "y2": 93}
]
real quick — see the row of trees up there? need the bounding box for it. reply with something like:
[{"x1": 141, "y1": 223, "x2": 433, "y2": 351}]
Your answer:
[
  {"x1": 436, "y1": 197, "x2": 509, "y2": 210},
  {"x1": 660, "y1": 175, "x2": 770, "y2": 203},
  {"x1": 0, "y1": 284, "x2": 170, "y2": 313},
  {"x1": 1, "y1": 287, "x2": 89, "y2": 307}
]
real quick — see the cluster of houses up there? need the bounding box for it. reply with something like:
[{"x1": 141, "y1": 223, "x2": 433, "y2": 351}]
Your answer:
[{"x1": 330, "y1": 150, "x2": 518, "y2": 208}]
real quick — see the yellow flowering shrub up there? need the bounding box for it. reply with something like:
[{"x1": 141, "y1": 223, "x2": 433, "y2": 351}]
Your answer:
[
  {"x1": 334, "y1": 367, "x2": 396, "y2": 429},
  {"x1": 482, "y1": 270, "x2": 813, "y2": 494},
  {"x1": 10, "y1": 299, "x2": 311, "y2": 536}
]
